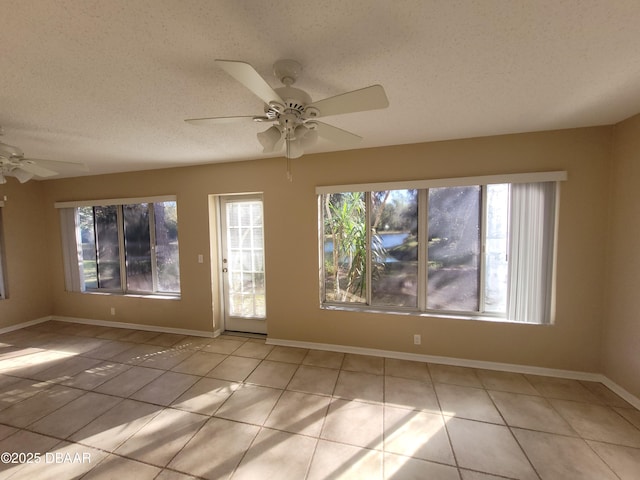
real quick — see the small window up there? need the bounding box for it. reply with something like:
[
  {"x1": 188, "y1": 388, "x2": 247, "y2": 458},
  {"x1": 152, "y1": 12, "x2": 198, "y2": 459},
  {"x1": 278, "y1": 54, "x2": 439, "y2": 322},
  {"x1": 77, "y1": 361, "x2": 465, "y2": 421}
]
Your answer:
[{"x1": 60, "y1": 198, "x2": 180, "y2": 296}]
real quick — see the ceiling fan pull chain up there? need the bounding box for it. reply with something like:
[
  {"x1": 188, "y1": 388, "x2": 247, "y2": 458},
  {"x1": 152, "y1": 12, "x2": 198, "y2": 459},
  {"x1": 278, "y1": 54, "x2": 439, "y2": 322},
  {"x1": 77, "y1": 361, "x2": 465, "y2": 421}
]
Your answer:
[
  {"x1": 285, "y1": 138, "x2": 293, "y2": 182},
  {"x1": 286, "y1": 156, "x2": 293, "y2": 182}
]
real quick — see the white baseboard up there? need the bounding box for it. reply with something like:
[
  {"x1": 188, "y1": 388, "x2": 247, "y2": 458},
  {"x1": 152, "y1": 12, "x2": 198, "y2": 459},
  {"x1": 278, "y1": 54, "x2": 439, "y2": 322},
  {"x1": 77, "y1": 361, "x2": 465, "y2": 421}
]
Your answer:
[
  {"x1": 267, "y1": 337, "x2": 640, "y2": 409},
  {"x1": 51, "y1": 315, "x2": 217, "y2": 339},
  {"x1": 266, "y1": 337, "x2": 600, "y2": 380},
  {"x1": 2, "y1": 317, "x2": 637, "y2": 409},
  {"x1": 0, "y1": 316, "x2": 53, "y2": 335},
  {"x1": 599, "y1": 376, "x2": 640, "y2": 411}
]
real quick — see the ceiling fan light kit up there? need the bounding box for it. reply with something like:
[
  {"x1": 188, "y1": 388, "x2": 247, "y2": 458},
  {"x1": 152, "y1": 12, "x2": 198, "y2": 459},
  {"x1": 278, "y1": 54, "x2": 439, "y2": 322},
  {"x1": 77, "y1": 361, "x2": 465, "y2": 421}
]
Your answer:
[
  {"x1": 257, "y1": 125, "x2": 283, "y2": 153},
  {"x1": 185, "y1": 58, "x2": 390, "y2": 177},
  {"x1": 0, "y1": 141, "x2": 49, "y2": 183},
  {"x1": 11, "y1": 168, "x2": 34, "y2": 184}
]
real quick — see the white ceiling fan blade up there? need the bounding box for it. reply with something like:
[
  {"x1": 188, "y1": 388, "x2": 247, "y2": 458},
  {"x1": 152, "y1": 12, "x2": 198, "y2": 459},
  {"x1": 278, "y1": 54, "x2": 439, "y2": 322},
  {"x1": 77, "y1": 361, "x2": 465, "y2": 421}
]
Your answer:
[
  {"x1": 26, "y1": 158, "x2": 89, "y2": 172},
  {"x1": 185, "y1": 115, "x2": 258, "y2": 125},
  {"x1": 215, "y1": 60, "x2": 284, "y2": 106},
  {"x1": 314, "y1": 122, "x2": 362, "y2": 147},
  {"x1": 307, "y1": 85, "x2": 389, "y2": 118},
  {"x1": 18, "y1": 160, "x2": 58, "y2": 177}
]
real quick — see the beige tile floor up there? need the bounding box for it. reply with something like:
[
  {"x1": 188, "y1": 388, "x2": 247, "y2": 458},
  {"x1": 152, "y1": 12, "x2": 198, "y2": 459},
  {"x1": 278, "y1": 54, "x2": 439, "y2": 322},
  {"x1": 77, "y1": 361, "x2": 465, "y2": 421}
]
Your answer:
[{"x1": 0, "y1": 321, "x2": 638, "y2": 479}]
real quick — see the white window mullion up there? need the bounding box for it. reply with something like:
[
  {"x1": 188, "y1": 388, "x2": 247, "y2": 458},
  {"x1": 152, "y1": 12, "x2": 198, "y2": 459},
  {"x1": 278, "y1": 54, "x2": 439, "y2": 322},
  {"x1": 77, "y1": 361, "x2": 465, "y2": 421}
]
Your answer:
[
  {"x1": 479, "y1": 186, "x2": 488, "y2": 313},
  {"x1": 148, "y1": 203, "x2": 159, "y2": 293},
  {"x1": 318, "y1": 196, "x2": 327, "y2": 303},
  {"x1": 117, "y1": 206, "x2": 127, "y2": 293},
  {"x1": 365, "y1": 192, "x2": 372, "y2": 305},
  {"x1": 418, "y1": 189, "x2": 428, "y2": 311}
]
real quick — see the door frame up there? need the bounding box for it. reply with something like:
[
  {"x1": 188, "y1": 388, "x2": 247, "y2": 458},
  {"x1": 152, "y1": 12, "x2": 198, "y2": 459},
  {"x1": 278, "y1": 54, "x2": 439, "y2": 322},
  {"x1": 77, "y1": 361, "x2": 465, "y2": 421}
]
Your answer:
[{"x1": 214, "y1": 193, "x2": 267, "y2": 334}]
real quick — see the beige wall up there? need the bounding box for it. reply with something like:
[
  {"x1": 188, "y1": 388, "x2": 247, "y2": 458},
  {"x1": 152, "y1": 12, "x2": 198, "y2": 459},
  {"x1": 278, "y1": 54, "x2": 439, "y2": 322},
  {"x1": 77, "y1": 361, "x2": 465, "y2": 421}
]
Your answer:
[
  {"x1": 0, "y1": 179, "x2": 53, "y2": 327},
  {"x1": 603, "y1": 113, "x2": 640, "y2": 399},
  {"x1": 41, "y1": 126, "x2": 613, "y2": 374},
  {"x1": 44, "y1": 158, "x2": 287, "y2": 333}
]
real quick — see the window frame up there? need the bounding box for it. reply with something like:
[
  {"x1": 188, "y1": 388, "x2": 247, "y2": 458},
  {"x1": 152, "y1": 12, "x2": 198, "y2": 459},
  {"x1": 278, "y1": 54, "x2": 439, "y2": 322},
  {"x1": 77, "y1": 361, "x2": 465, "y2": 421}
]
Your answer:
[
  {"x1": 317, "y1": 172, "x2": 566, "y2": 324},
  {"x1": 422, "y1": 185, "x2": 499, "y2": 317},
  {"x1": 56, "y1": 196, "x2": 180, "y2": 297}
]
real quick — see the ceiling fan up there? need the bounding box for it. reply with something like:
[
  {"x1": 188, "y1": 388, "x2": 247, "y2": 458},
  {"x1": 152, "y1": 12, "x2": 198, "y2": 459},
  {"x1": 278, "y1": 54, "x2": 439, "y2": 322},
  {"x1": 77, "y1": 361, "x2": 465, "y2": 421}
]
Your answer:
[
  {"x1": 185, "y1": 59, "x2": 389, "y2": 161},
  {"x1": 0, "y1": 129, "x2": 88, "y2": 184}
]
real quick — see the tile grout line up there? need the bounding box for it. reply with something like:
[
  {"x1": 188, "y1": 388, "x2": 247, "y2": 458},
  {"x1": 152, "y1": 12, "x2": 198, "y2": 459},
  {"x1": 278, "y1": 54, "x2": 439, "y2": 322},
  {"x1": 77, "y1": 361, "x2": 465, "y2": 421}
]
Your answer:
[
  {"x1": 427, "y1": 362, "x2": 462, "y2": 475},
  {"x1": 304, "y1": 348, "x2": 340, "y2": 479},
  {"x1": 551, "y1": 394, "x2": 637, "y2": 480},
  {"x1": 477, "y1": 368, "x2": 543, "y2": 479},
  {"x1": 221, "y1": 340, "x2": 280, "y2": 480}
]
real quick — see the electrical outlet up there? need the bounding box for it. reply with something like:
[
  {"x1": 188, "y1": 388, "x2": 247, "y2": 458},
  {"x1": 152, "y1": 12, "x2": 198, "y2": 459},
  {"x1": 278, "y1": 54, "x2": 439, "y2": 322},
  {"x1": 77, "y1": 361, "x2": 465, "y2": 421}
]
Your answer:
[
  {"x1": 413, "y1": 334, "x2": 421, "y2": 345},
  {"x1": 198, "y1": 254, "x2": 204, "y2": 263},
  {"x1": 110, "y1": 307, "x2": 116, "y2": 316}
]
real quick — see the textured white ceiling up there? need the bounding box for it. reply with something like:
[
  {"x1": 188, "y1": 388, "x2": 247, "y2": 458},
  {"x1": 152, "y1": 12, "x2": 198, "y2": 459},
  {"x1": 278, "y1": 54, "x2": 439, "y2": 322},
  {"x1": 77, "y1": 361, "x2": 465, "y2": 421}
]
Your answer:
[{"x1": 1, "y1": 0, "x2": 640, "y2": 178}]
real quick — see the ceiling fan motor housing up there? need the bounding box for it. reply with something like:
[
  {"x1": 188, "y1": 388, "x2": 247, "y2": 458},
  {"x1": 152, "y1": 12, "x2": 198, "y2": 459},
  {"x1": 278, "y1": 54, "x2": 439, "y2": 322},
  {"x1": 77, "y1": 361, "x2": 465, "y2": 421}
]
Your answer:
[
  {"x1": 276, "y1": 86, "x2": 312, "y2": 111},
  {"x1": 265, "y1": 86, "x2": 315, "y2": 138}
]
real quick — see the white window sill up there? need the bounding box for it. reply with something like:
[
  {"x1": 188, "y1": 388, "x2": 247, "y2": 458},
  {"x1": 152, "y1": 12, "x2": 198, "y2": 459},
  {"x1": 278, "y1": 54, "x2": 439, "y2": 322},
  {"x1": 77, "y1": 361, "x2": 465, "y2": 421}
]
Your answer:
[
  {"x1": 78, "y1": 290, "x2": 181, "y2": 300},
  {"x1": 320, "y1": 304, "x2": 550, "y2": 325}
]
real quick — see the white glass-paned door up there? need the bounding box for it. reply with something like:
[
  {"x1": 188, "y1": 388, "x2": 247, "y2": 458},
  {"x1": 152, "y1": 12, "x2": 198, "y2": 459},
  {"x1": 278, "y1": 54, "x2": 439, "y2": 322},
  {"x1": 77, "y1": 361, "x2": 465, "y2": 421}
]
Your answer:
[{"x1": 220, "y1": 195, "x2": 266, "y2": 333}]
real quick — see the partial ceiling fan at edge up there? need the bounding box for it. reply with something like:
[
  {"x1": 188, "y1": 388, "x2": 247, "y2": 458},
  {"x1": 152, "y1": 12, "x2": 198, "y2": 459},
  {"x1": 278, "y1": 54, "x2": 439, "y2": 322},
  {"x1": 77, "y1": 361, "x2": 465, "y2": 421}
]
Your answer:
[{"x1": 0, "y1": 136, "x2": 89, "y2": 183}]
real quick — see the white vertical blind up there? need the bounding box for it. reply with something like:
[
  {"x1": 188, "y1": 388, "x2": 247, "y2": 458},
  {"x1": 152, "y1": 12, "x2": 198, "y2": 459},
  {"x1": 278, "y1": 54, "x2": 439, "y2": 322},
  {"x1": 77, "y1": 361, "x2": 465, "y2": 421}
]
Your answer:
[
  {"x1": 59, "y1": 208, "x2": 83, "y2": 292},
  {"x1": 508, "y1": 182, "x2": 557, "y2": 324}
]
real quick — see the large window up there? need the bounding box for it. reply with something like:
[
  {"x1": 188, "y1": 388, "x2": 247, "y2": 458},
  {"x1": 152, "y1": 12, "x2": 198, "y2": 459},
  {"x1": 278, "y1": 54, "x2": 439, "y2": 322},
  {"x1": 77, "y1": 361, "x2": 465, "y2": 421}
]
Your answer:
[
  {"x1": 319, "y1": 172, "x2": 565, "y2": 324},
  {"x1": 58, "y1": 197, "x2": 180, "y2": 296}
]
